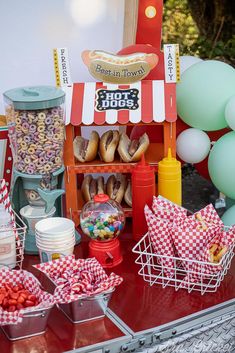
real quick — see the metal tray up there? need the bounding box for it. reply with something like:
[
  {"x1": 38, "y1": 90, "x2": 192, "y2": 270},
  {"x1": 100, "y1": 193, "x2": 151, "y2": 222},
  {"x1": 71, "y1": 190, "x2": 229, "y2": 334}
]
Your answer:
[
  {"x1": 57, "y1": 289, "x2": 114, "y2": 323},
  {"x1": 1, "y1": 306, "x2": 52, "y2": 341}
]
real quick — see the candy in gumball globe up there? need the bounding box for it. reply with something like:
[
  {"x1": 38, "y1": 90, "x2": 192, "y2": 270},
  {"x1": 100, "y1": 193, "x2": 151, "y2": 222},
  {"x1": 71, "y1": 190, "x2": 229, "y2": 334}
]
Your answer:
[
  {"x1": 177, "y1": 60, "x2": 235, "y2": 131},
  {"x1": 208, "y1": 131, "x2": 235, "y2": 199},
  {"x1": 80, "y1": 194, "x2": 125, "y2": 268},
  {"x1": 80, "y1": 194, "x2": 125, "y2": 242},
  {"x1": 176, "y1": 128, "x2": 211, "y2": 164}
]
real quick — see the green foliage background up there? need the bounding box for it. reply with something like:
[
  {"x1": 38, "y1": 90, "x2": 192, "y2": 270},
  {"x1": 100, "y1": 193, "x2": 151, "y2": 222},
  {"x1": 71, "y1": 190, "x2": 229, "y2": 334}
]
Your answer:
[{"x1": 162, "y1": 0, "x2": 235, "y2": 66}]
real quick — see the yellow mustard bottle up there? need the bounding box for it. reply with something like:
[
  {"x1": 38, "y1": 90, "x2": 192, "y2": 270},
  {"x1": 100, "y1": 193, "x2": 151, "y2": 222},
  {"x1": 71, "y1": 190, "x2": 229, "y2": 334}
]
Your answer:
[{"x1": 158, "y1": 148, "x2": 182, "y2": 205}]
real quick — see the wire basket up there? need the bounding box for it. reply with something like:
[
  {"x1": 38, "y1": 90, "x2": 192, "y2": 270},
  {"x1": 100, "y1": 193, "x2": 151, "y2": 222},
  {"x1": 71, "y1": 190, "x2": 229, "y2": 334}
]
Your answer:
[
  {"x1": 132, "y1": 232, "x2": 235, "y2": 295},
  {"x1": 0, "y1": 211, "x2": 26, "y2": 270}
]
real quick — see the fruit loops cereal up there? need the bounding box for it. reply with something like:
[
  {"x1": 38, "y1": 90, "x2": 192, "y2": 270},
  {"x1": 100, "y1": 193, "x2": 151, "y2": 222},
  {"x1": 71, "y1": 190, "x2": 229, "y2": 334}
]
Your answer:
[{"x1": 6, "y1": 106, "x2": 64, "y2": 175}]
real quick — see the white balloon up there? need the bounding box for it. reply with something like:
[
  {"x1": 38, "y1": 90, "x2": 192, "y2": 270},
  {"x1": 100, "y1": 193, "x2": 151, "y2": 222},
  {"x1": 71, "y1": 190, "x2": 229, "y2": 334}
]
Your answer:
[
  {"x1": 180, "y1": 56, "x2": 203, "y2": 75},
  {"x1": 225, "y1": 95, "x2": 235, "y2": 130},
  {"x1": 176, "y1": 128, "x2": 211, "y2": 163}
]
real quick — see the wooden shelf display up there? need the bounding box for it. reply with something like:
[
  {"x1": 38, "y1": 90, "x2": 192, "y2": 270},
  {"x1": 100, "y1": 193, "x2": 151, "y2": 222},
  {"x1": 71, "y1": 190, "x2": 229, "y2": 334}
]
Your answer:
[{"x1": 63, "y1": 80, "x2": 177, "y2": 226}]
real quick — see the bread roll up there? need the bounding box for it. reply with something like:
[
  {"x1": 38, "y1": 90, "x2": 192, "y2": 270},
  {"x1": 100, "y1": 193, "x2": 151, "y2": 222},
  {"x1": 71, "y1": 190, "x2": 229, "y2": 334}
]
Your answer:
[
  {"x1": 99, "y1": 130, "x2": 119, "y2": 163},
  {"x1": 118, "y1": 133, "x2": 149, "y2": 162},
  {"x1": 73, "y1": 131, "x2": 99, "y2": 162},
  {"x1": 124, "y1": 180, "x2": 132, "y2": 207},
  {"x1": 81, "y1": 175, "x2": 106, "y2": 203},
  {"x1": 106, "y1": 174, "x2": 127, "y2": 204}
]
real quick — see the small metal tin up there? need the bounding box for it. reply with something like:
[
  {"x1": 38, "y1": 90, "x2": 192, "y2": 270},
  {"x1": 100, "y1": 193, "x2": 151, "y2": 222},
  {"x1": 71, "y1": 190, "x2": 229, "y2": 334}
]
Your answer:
[
  {"x1": 57, "y1": 289, "x2": 114, "y2": 323},
  {"x1": 1, "y1": 306, "x2": 52, "y2": 341}
]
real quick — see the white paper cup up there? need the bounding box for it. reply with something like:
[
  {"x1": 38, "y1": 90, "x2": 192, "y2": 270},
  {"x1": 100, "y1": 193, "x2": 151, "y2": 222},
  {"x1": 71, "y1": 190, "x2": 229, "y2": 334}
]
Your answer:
[
  {"x1": 36, "y1": 236, "x2": 75, "y2": 246},
  {"x1": 38, "y1": 246, "x2": 74, "y2": 263},
  {"x1": 20, "y1": 206, "x2": 56, "y2": 234},
  {"x1": 35, "y1": 217, "x2": 75, "y2": 236},
  {"x1": 36, "y1": 237, "x2": 75, "y2": 250},
  {"x1": 35, "y1": 229, "x2": 75, "y2": 240}
]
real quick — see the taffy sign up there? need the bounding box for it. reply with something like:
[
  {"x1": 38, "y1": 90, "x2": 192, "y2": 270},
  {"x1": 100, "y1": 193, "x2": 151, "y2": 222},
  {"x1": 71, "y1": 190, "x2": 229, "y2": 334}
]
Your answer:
[{"x1": 82, "y1": 50, "x2": 158, "y2": 84}]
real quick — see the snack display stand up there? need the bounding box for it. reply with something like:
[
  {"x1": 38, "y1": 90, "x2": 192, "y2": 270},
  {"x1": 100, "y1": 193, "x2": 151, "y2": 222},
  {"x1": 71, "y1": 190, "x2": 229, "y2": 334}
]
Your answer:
[{"x1": 63, "y1": 81, "x2": 177, "y2": 226}]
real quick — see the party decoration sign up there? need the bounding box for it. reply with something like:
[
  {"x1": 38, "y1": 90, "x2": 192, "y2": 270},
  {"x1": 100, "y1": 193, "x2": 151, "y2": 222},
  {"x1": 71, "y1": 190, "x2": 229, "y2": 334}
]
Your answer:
[
  {"x1": 82, "y1": 50, "x2": 158, "y2": 84},
  {"x1": 53, "y1": 48, "x2": 72, "y2": 87},
  {"x1": 95, "y1": 88, "x2": 139, "y2": 111},
  {"x1": 164, "y1": 44, "x2": 180, "y2": 83}
]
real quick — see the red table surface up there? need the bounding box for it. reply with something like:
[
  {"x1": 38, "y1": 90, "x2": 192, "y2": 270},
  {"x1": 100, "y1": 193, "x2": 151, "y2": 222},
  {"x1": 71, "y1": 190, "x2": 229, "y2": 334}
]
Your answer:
[
  {"x1": 108, "y1": 236, "x2": 235, "y2": 333},
  {"x1": 1, "y1": 226, "x2": 235, "y2": 352}
]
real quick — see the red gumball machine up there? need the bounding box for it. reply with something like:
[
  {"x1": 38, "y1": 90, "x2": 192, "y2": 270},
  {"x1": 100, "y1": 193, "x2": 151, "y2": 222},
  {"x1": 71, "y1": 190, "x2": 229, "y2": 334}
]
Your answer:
[{"x1": 80, "y1": 194, "x2": 125, "y2": 268}]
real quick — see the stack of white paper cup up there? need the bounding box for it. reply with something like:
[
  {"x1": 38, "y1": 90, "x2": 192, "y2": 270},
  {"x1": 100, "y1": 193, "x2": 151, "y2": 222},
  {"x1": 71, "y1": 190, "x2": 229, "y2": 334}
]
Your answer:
[{"x1": 35, "y1": 217, "x2": 75, "y2": 262}]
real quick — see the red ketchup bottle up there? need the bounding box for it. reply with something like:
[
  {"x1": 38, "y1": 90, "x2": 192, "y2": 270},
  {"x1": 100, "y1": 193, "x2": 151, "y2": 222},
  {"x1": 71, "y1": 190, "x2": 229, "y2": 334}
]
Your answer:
[{"x1": 132, "y1": 154, "x2": 156, "y2": 242}]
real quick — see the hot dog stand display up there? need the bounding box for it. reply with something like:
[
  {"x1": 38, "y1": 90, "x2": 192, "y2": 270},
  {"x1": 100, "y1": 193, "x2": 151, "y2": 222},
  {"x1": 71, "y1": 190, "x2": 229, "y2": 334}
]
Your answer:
[{"x1": 1, "y1": 1, "x2": 235, "y2": 353}]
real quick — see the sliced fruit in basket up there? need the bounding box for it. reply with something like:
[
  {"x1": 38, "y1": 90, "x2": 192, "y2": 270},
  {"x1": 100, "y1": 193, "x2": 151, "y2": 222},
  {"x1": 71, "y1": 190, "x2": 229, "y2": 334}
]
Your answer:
[{"x1": 0, "y1": 282, "x2": 40, "y2": 312}]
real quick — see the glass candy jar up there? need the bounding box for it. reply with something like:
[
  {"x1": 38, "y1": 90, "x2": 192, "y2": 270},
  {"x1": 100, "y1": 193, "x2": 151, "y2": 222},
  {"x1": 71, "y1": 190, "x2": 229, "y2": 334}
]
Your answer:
[{"x1": 80, "y1": 194, "x2": 125, "y2": 241}]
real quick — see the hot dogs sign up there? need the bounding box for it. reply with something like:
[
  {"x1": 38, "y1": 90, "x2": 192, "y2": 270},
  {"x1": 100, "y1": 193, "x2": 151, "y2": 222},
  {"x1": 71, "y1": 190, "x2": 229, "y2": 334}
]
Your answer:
[
  {"x1": 82, "y1": 50, "x2": 158, "y2": 84},
  {"x1": 95, "y1": 88, "x2": 139, "y2": 111}
]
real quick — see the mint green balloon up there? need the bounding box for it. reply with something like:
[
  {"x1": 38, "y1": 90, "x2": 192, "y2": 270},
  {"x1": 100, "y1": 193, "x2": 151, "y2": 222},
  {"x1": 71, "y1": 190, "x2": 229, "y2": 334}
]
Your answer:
[
  {"x1": 177, "y1": 60, "x2": 235, "y2": 131},
  {"x1": 225, "y1": 196, "x2": 235, "y2": 209},
  {"x1": 208, "y1": 132, "x2": 235, "y2": 199},
  {"x1": 222, "y1": 205, "x2": 235, "y2": 226}
]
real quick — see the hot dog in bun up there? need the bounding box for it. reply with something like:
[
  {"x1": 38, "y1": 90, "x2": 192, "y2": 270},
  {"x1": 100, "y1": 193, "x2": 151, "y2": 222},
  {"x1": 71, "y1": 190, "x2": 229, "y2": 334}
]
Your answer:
[
  {"x1": 82, "y1": 50, "x2": 159, "y2": 84},
  {"x1": 118, "y1": 133, "x2": 150, "y2": 162},
  {"x1": 99, "y1": 130, "x2": 119, "y2": 163},
  {"x1": 124, "y1": 180, "x2": 132, "y2": 207},
  {"x1": 106, "y1": 174, "x2": 127, "y2": 204},
  {"x1": 73, "y1": 131, "x2": 99, "y2": 163},
  {"x1": 81, "y1": 175, "x2": 105, "y2": 203}
]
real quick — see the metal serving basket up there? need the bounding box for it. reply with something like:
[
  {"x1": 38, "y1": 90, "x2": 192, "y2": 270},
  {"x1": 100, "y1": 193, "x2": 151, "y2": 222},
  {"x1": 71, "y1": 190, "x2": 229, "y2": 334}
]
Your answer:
[
  {"x1": 132, "y1": 232, "x2": 235, "y2": 295},
  {"x1": 0, "y1": 211, "x2": 26, "y2": 270},
  {"x1": 1, "y1": 306, "x2": 52, "y2": 341},
  {"x1": 41, "y1": 275, "x2": 115, "y2": 324},
  {"x1": 57, "y1": 289, "x2": 114, "y2": 324}
]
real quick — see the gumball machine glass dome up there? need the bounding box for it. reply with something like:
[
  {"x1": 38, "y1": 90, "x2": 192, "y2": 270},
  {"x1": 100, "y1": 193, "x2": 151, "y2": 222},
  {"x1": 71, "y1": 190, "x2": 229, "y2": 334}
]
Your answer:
[{"x1": 80, "y1": 194, "x2": 125, "y2": 242}]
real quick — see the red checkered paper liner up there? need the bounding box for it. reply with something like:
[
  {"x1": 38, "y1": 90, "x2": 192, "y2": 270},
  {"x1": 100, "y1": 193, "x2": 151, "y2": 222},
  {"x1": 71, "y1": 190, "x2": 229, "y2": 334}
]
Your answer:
[
  {"x1": 181, "y1": 225, "x2": 235, "y2": 287},
  {"x1": 171, "y1": 204, "x2": 222, "y2": 268},
  {"x1": 34, "y1": 255, "x2": 123, "y2": 304},
  {"x1": 144, "y1": 205, "x2": 176, "y2": 277},
  {"x1": 0, "y1": 267, "x2": 55, "y2": 325},
  {"x1": 152, "y1": 196, "x2": 187, "y2": 223}
]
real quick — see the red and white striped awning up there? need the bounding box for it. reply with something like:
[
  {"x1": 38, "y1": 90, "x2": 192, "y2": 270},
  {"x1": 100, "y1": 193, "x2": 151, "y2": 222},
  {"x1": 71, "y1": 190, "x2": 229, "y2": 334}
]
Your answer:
[{"x1": 65, "y1": 80, "x2": 176, "y2": 126}]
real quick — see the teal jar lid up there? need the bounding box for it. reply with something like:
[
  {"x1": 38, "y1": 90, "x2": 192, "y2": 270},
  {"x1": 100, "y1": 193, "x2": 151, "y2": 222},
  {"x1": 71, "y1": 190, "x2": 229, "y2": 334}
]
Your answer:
[{"x1": 3, "y1": 86, "x2": 65, "y2": 110}]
